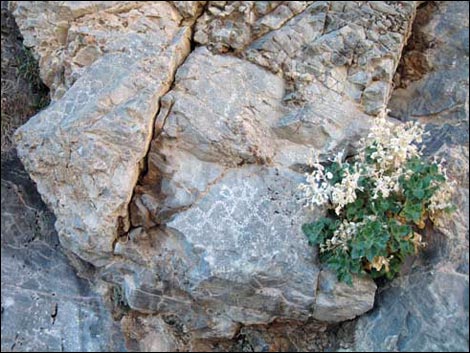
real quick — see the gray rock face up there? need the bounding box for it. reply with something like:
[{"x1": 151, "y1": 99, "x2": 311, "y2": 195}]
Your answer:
[
  {"x1": 120, "y1": 44, "x2": 377, "y2": 338},
  {"x1": 243, "y1": 1, "x2": 417, "y2": 115},
  {"x1": 111, "y1": 166, "x2": 376, "y2": 340},
  {"x1": 389, "y1": 1, "x2": 469, "y2": 156},
  {"x1": 355, "y1": 271, "x2": 469, "y2": 352},
  {"x1": 167, "y1": 166, "x2": 318, "y2": 320},
  {"x1": 354, "y1": 2, "x2": 469, "y2": 352},
  {"x1": 1, "y1": 156, "x2": 126, "y2": 352},
  {"x1": 14, "y1": 2, "x2": 192, "y2": 265},
  {"x1": 11, "y1": 1, "x2": 468, "y2": 351}
]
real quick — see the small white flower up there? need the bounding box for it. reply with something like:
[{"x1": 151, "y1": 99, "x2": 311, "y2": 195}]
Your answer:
[{"x1": 326, "y1": 172, "x2": 333, "y2": 179}]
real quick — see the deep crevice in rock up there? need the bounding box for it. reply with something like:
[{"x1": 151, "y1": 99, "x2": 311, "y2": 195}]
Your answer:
[{"x1": 392, "y1": 1, "x2": 438, "y2": 89}]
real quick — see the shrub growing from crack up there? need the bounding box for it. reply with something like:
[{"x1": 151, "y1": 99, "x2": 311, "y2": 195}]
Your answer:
[{"x1": 300, "y1": 113, "x2": 455, "y2": 285}]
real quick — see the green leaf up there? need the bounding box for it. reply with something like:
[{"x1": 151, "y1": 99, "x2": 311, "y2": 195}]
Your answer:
[
  {"x1": 412, "y1": 188, "x2": 425, "y2": 200},
  {"x1": 401, "y1": 201, "x2": 423, "y2": 223},
  {"x1": 302, "y1": 218, "x2": 338, "y2": 246}
]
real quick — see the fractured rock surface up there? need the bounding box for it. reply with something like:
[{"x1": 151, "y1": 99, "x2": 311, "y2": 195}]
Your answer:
[
  {"x1": 354, "y1": 2, "x2": 469, "y2": 352},
  {"x1": 13, "y1": 1, "x2": 192, "y2": 264},
  {"x1": 1, "y1": 156, "x2": 126, "y2": 352},
  {"x1": 7, "y1": 1, "x2": 469, "y2": 352}
]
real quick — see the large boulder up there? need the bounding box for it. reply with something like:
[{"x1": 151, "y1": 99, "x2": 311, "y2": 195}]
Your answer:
[{"x1": 13, "y1": 2, "x2": 192, "y2": 265}]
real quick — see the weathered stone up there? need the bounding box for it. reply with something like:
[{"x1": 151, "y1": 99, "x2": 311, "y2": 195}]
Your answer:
[
  {"x1": 194, "y1": 1, "x2": 312, "y2": 52},
  {"x1": 130, "y1": 47, "x2": 285, "y2": 223},
  {"x1": 172, "y1": 1, "x2": 207, "y2": 25},
  {"x1": 1, "y1": 156, "x2": 126, "y2": 352},
  {"x1": 11, "y1": 1, "x2": 469, "y2": 350},
  {"x1": 14, "y1": 2, "x2": 192, "y2": 265},
  {"x1": 389, "y1": 1, "x2": 469, "y2": 154},
  {"x1": 313, "y1": 270, "x2": 376, "y2": 323},
  {"x1": 122, "y1": 314, "x2": 184, "y2": 352},
  {"x1": 111, "y1": 166, "x2": 322, "y2": 335},
  {"x1": 387, "y1": 0, "x2": 470, "y2": 273},
  {"x1": 271, "y1": 85, "x2": 371, "y2": 168},
  {"x1": 111, "y1": 164, "x2": 378, "y2": 341},
  {"x1": 245, "y1": 1, "x2": 417, "y2": 115},
  {"x1": 355, "y1": 271, "x2": 469, "y2": 352},
  {"x1": 9, "y1": 1, "x2": 123, "y2": 99},
  {"x1": 156, "y1": 47, "x2": 283, "y2": 165},
  {"x1": 354, "y1": 2, "x2": 469, "y2": 352},
  {"x1": 167, "y1": 166, "x2": 318, "y2": 321}
]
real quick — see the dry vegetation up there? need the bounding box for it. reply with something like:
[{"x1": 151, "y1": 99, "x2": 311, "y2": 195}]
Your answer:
[{"x1": 1, "y1": 3, "x2": 49, "y2": 157}]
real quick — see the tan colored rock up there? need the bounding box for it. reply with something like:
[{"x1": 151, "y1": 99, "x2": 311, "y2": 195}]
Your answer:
[
  {"x1": 194, "y1": 1, "x2": 312, "y2": 52},
  {"x1": 15, "y1": 2, "x2": 192, "y2": 265},
  {"x1": 245, "y1": 1, "x2": 417, "y2": 115},
  {"x1": 9, "y1": 1, "x2": 183, "y2": 100},
  {"x1": 312, "y1": 270, "x2": 377, "y2": 322}
]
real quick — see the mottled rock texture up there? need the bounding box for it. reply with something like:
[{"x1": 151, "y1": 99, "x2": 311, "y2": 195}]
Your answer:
[
  {"x1": 14, "y1": 1, "x2": 192, "y2": 265},
  {"x1": 5, "y1": 0, "x2": 469, "y2": 352},
  {"x1": 354, "y1": 2, "x2": 469, "y2": 352},
  {"x1": 1, "y1": 156, "x2": 126, "y2": 352}
]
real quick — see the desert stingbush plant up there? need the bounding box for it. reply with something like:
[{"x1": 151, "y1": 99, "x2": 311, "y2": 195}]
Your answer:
[{"x1": 299, "y1": 113, "x2": 455, "y2": 285}]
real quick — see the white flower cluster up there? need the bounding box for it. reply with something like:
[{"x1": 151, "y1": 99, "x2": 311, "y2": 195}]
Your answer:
[
  {"x1": 298, "y1": 152, "x2": 332, "y2": 209},
  {"x1": 321, "y1": 219, "x2": 360, "y2": 253},
  {"x1": 359, "y1": 115, "x2": 425, "y2": 169},
  {"x1": 299, "y1": 151, "x2": 362, "y2": 215},
  {"x1": 300, "y1": 114, "x2": 430, "y2": 214},
  {"x1": 300, "y1": 114, "x2": 454, "y2": 228},
  {"x1": 321, "y1": 216, "x2": 379, "y2": 253},
  {"x1": 330, "y1": 166, "x2": 363, "y2": 215},
  {"x1": 358, "y1": 115, "x2": 426, "y2": 200}
]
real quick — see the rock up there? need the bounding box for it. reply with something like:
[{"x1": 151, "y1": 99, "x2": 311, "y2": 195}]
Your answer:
[
  {"x1": 362, "y1": 81, "x2": 390, "y2": 115},
  {"x1": 194, "y1": 1, "x2": 312, "y2": 52},
  {"x1": 14, "y1": 2, "x2": 192, "y2": 265},
  {"x1": 172, "y1": 1, "x2": 207, "y2": 25},
  {"x1": 271, "y1": 85, "x2": 371, "y2": 167},
  {"x1": 122, "y1": 314, "x2": 184, "y2": 352},
  {"x1": 166, "y1": 166, "x2": 318, "y2": 322},
  {"x1": 112, "y1": 165, "x2": 376, "y2": 340},
  {"x1": 354, "y1": 2, "x2": 469, "y2": 351},
  {"x1": 9, "y1": 1, "x2": 123, "y2": 99},
  {"x1": 110, "y1": 165, "x2": 321, "y2": 335},
  {"x1": 355, "y1": 271, "x2": 469, "y2": 352},
  {"x1": 9, "y1": 2, "x2": 185, "y2": 100},
  {"x1": 155, "y1": 47, "x2": 284, "y2": 166},
  {"x1": 313, "y1": 270, "x2": 376, "y2": 323},
  {"x1": 388, "y1": 1, "x2": 469, "y2": 155},
  {"x1": 117, "y1": 44, "x2": 378, "y2": 339},
  {"x1": 130, "y1": 47, "x2": 285, "y2": 222},
  {"x1": 244, "y1": 1, "x2": 417, "y2": 115},
  {"x1": 387, "y1": 0, "x2": 469, "y2": 274},
  {"x1": 12, "y1": 0, "x2": 466, "y2": 349},
  {"x1": 1, "y1": 156, "x2": 126, "y2": 352}
]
